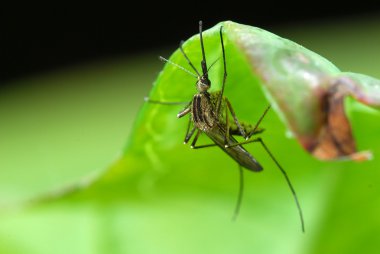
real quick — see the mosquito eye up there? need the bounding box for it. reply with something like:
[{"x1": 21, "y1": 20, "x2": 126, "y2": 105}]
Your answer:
[{"x1": 200, "y1": 77, "x2": 210, "y2": 86}]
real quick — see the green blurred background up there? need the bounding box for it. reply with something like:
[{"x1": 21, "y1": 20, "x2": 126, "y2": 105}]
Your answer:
[{"x1": 1, "y1": 10, "x2": 380, "y2": 254}]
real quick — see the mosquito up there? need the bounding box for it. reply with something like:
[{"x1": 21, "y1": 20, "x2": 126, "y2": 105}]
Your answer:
[{"x1": 146, "y1": 21, "x2": 305, "y2": 232}]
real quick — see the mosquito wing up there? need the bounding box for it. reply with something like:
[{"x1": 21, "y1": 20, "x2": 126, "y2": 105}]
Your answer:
[{"x1": 206, "y1": 125, "x2": 263, "y2": 172}]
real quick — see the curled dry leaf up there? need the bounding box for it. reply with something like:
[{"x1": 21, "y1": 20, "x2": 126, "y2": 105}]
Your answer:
[{"x1": 225, "y1": 21, "x2": 380, "y2": 160}]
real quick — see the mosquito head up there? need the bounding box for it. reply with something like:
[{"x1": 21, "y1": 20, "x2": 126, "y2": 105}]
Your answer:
[
  {"x1": 196, "y1": 74, "x2": 211, "y2": 92},
  {"x1": 176, "y1": 21, "x2": 212, "y2": 93}
]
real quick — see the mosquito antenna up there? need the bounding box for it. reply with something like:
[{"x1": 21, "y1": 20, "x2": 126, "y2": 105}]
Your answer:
[
  {"x1": 207, "y1": 57, "x2": 220, "y2": 73},
  {"x1": 199, "y1": 20, "x2": 208, "y2": 75},
  {"x1": 179, "y1": 41, "x2": 201, "y2": 77},
  {"x1": 232, "y1": 165, "x2": 244, "y2": 221},
  {"x1": 159, "y1": 56, "x2": 198, "y2": 78}
]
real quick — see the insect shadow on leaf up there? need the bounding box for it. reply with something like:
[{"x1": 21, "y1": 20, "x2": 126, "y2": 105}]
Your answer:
[{"x1": 145, "y1": 21, "x2": 305, "y2": 232}]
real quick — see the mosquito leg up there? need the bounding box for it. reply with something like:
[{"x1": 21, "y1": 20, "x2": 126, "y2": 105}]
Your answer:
[
  {"x1": 232, "y1": 164, "x2": 244, "y2": 221},
  {"x1": 227, "y1": 105, "x2": 270, "y2": 139},
  {"x1": 224, "y1": 100, "x2": 230, "y2": 145},
  {"x1": 177, "y1": 107, "x2": 191, "y2": 118},
  {"x1": 184, "y1": 121, "x2": 196, "y2": 144},
  {"x1": 189, "y1": 130, "x2": 218, "y2": 149},
  {"x1": 216, "y1": 26, "x2": 227, "y2": 116},
  {"x1": 256, "y1": 138, "x2": 305, "y2": 233},
  {"x1": 225, "y1": 98, "x2": 247, "y2": 139},
  {"x1": 226, "y1": 137, "x2": 305, "y2": 232},
  {"x1": 191, "y1": 143, "x2": 219, "y2": 149},
  {"x1": 229, "y1": 125, "x2": 265, "y2": 137},
  {"x1": 190, "y1": 130, "x2": 201, "y2": 148},
  {"x1": 247, "y1": 105, "x2": 271, "y2": 139}
]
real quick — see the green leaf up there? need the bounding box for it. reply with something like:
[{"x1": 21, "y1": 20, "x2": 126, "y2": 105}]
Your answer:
[{"x1": 1, "y1": 20, "x2": 380, "y2": 254}]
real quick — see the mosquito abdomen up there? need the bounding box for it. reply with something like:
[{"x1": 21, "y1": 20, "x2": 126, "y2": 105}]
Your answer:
[{"x1": 207, "y1": 128, "x2": 263, "y2": 172}]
